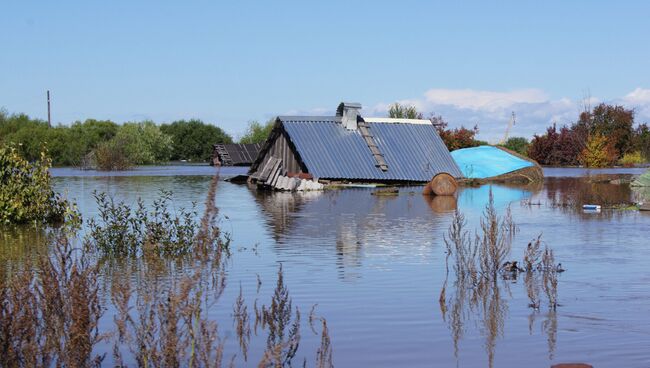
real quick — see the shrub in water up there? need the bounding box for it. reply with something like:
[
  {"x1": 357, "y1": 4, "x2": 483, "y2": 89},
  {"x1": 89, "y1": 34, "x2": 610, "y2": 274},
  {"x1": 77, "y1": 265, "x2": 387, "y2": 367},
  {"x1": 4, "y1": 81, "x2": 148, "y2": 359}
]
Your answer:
[
  {"x1": 86, "y1": 190, "x2": 201, "y2": 257},
  {"x1": 0, "y1": 145, "x2": 72, "y2": 224}
]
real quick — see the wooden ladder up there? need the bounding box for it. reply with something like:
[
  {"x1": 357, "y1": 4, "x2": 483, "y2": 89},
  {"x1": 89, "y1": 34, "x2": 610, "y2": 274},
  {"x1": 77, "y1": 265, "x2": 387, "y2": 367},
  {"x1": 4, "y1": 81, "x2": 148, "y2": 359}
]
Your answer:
[
  {"x1": 215, "y1": 144, "x2": 233, "y2": 166},
  {"x1": 358, "y1": 121, "x2": 388, "y2": 171}
]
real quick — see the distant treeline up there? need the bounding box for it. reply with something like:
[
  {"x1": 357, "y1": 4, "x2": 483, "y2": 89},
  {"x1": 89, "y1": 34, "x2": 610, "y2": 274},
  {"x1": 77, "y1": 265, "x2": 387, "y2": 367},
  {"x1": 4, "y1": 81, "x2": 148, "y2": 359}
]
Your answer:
[
  {"x1": 389, "y1": 102, "x2": 650, "y2": 167},
  {"x1": 0, "y1": 110, "x2": 241, "y2": 169},
  {"x1": 528, "y1": 103, "x2": 650, "y2": 167}
]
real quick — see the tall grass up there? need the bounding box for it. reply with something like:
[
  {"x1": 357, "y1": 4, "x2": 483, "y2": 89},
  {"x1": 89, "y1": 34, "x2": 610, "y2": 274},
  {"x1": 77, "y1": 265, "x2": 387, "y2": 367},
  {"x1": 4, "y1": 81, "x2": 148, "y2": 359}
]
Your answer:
[
  {"x1": 0, "y1": 230, "x2": 104, "y2": 367},
  {"x1": 1, "y1": 171, "x2": 334, "y2": 367},
  {"x1": 439, "y1": 188, "x2": 562, "y2": 367}
]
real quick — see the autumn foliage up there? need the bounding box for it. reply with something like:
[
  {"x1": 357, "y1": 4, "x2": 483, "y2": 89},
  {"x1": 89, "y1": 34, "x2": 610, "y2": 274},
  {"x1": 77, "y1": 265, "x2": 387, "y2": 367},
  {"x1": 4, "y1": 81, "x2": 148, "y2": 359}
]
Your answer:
[
  {"x1": 430, "y1": 115, "x2": 483, "y2": 151},
  {"x1": 578, "y1": 134, "x2": 618, "y2": 168},
  {"x1": 529, "y1": 103, "x2": 649, "y2": 166}
]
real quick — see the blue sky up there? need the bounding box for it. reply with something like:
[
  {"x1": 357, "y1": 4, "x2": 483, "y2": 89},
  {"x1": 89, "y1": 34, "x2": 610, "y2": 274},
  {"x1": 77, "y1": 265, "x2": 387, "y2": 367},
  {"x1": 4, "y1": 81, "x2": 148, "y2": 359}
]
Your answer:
[{"x1": 2, "y1": 0, "x2": 650, "y2": 141}]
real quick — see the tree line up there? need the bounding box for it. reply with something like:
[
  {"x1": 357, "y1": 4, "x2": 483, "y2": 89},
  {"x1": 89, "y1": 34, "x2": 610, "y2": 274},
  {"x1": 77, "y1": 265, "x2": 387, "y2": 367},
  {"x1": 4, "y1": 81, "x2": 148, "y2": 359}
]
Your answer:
[
  {"x1": 0, "y1": 110, "x2": 244, "y2": 169},
  {"x1": 528, "y1": 103, "x2": 650, "y2": 167},
  {"x1": 389, "y1": 102, "x2": 650, "y2": 167}
]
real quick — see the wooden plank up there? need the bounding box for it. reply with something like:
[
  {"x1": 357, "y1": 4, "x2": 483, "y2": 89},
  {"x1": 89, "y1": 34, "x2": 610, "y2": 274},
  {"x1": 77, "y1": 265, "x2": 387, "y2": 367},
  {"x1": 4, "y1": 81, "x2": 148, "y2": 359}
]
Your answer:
[
  {"x1": 258, "y1": 157, "x2": 279, "y2": 182},
  {"x1": 268, "y1": 159, "x2": 283, "y2": 187},
  {"x1": 269, "y1": 166, "x2": 281, "y2": 187}
]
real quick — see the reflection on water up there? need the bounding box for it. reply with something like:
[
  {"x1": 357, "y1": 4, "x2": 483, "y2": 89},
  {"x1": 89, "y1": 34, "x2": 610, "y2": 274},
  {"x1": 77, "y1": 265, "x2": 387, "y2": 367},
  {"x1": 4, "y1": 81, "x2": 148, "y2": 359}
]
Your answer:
[
  {"x1": 2, "y1": 170, "x2": 650, "y2": 367},
  {"x1": 0, "y1": 226, "x2": 49, "y2": 279}
]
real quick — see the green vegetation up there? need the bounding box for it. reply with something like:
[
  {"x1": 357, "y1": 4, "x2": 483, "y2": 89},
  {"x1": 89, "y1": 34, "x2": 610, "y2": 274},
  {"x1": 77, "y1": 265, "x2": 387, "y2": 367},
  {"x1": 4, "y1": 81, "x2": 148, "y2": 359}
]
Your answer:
[
  {"x1": 87, "y1": 190, "x2": 201, "y2": 257},
  {"x1": 1, "y1": 172, "x2": 333, "y2": 367},
  {"x1": 239, "y1": 119, "x2": 275, "y2": 144},
  {"x1": 161, "y1": 119, "x2": 233, "y2": 161},
  {"x1": 500, "y1": 137, "x2": 530, "y2": 156},
  {"x1": 388, "y1": 103, "x2": 423, "y2": 119},
  {"x1": 529, "y1": 103, "x2": 650, "y2": 166},
  {"x1": 0, "y1": 110, "x2": 234, "y2": 169},
  {"x1": 388, "y1": 105, "x2": 485, "y2": 151},
  {"x1": 0, "y1": 145, "x2": 75, "y2": 224}
]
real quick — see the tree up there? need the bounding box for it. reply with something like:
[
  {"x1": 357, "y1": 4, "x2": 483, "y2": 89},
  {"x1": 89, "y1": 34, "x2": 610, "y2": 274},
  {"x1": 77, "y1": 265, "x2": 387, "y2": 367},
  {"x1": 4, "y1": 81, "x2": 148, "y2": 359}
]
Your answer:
[
  {"x1": 579, "y1": 133, "x2": 618, "y2": 168},
  {"x1": 579, "y1": 103, "x2": 634, "y2": 156},
  {"x1": 0, "y1": 144, "x2": 70, "y2": 224},
  {"x1": 633, "y1": 123, "x2": 650, "y2": 161},
  {"x1": 160, "y1": 119, "x2": 232, "y2": 161},
  {"x1": 430, "y1": 115, "x2": 482, "y2": 151},
  {"x1": 112, "y1": 121, "x2": 173, "y2": 165},
  {"x1": 501, "y1": 137, "x2": 529, "y2": 156},
  {"x1": 528, "y1": 124, "x2": 584, "y2": 166},
  {"x1": 239, "y1": 119, "x2": 275, "y2": 144},
  {"x1": 388, "y1": 103, "x2": 423, "y2": 119}
]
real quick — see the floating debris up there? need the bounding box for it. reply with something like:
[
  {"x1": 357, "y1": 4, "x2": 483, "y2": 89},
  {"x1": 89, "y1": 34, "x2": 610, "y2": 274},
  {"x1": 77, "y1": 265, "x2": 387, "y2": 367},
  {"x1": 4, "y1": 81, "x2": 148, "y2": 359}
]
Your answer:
[
  {"x1": 582, "y1": 204, "x2": 601, "y2": 211},
  {"x1": 371, "y1": 187, "x2": 399, "y2": 196}
]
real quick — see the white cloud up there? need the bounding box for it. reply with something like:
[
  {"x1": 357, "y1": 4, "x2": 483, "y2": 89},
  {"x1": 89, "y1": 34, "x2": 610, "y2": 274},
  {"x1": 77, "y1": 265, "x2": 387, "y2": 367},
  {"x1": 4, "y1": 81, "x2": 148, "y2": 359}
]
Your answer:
[
  {"x1": 282, "y1": 107, "x2": 331, "y2": 116},
  {"x1": 423, "y1": 88, "x2": 548, "y2": 111},
  {"x1": 620, "y1": 88, "x2": 650, "y2": 121},
  {"x1": 367, "y1": 88, "x2": 584, "y2": 142},
  {"x1": 622, "y1": 88, "x2": 650, "y2": 104},
  {"x1": 279, "y1": 87, "x2": 650, "y2": 143}
]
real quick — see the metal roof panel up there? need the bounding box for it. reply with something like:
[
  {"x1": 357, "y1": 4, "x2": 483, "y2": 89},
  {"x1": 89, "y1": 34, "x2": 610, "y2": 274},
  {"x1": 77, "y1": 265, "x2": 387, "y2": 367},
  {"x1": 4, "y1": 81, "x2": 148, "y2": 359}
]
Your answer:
[{"x1": 280, "y1": 118, "x2": 462, "y2": 182}]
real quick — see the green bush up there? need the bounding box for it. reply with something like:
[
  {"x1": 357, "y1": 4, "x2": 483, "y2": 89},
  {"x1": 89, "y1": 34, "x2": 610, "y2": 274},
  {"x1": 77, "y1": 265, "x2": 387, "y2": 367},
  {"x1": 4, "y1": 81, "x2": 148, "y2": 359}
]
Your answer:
[
  {"x1": 86, "y1": 190, "x2": 202, "y2": 257},
  {"x1": 112, "y1": 121, "x2": 173, "y2": 165},
  {"x1": 0, "y1": 145, "x2": 73, "y2": 224},
  {"x1": 93, "y1": 136, "x2": 132, "y2": 170},
  {"x1": 619, "y1": 151, "x2": 645, "y2": 167},
  {"x1": 160, "y1": 119, "x2": 233, "y2": 161},
  {"x1": 239, "y1": 119, "x2": 274, "y2": 144},
  {"x1": 501, "y1": 137, "x2": 529, "y2": 156}
]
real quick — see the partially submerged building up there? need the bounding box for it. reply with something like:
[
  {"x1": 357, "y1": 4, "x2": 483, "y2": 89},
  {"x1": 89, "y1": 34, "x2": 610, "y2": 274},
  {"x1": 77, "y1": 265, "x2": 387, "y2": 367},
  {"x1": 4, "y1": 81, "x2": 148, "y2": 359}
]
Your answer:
[
  {"x1": 248, "y1": 102, "x2": 462, "y2": 188},
  {"x1": 212, "y1": 143, "x2": 262, "y2": 166}
]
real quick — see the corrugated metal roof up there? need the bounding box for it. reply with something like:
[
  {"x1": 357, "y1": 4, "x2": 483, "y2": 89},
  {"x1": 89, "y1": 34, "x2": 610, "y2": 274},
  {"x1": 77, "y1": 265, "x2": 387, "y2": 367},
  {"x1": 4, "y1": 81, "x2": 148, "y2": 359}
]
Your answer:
[{"x1": 280, "y1": 117, "x2": 462, "y2": 181}]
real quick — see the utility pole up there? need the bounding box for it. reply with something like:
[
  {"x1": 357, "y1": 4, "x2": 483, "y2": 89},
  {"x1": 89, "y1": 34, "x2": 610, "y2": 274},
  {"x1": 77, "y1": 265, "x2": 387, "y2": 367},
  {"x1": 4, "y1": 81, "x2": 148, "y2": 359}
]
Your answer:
[
  {"x1": 47, "y1": 90, "x2": 52, "y2": 127},
  {"x1": 500, "y1": 111, "x2": 516, "y2": 145}
]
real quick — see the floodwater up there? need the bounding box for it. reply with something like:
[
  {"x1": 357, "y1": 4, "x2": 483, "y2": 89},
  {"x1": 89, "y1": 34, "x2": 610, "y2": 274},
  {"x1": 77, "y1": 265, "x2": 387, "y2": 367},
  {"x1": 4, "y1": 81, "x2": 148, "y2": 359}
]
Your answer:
[{"x1": 2, "y1": 166, "x2": 650, "y2": 367}]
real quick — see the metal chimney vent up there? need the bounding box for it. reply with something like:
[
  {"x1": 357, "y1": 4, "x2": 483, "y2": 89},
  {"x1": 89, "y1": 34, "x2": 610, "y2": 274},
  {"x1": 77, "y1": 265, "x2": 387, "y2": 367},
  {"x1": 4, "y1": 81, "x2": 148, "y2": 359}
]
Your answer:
[{"x1": 336, "y1": 102, "x2": 362, "y2": 130}]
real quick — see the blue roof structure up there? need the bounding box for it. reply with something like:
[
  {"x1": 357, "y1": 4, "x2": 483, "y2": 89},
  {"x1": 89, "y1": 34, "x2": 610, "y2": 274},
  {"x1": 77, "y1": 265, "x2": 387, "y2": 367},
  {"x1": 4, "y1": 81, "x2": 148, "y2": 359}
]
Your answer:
[
  {"x1": 451, "y1": 145, "x2": 534, "y2": 179},
  {"x1": 277, "y1": 116, "x2": 462, "y2": 181}
]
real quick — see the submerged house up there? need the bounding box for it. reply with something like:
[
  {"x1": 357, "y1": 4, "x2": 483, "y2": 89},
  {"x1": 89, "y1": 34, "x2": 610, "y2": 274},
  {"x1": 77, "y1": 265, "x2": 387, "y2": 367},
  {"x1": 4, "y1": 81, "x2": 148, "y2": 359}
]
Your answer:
[
  {"x1": 212, "y1": 143, "x2": 262, "y2": 166},
  {"x1": 248, "y1": 102, "x2": 462, "y2": 188}
]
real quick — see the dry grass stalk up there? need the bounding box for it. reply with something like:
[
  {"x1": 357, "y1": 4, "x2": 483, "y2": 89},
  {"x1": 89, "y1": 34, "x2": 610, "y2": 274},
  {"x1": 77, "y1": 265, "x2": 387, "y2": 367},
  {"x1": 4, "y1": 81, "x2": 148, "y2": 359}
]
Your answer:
[
  {"x1": 3, "y1": 169, "x2": 333, "y2": 367},
  {"x1": 234, "y1": 286, "x2": 251, "y2": 361},
  {"x1": 542, "y1": 248, "x2": 559, "y2": 309},
  {"x1": 315, "y1": 319, "x2": 333, "y2": 368},
  {"x1": 439, "y1": 188, "x2": 562, "y2": 367},
  {"x1": 523, "y1": 234, "x2": 543, "y2": 272},
  {"x1": 478, "y1": 191, "x2": 516, "y2": 278},
  {"x1": 259, "y1": 265, "x2": 301, "y2": 368},
  {"x1": 0, "y1": 230, "x2": 104, "y2": 367}
]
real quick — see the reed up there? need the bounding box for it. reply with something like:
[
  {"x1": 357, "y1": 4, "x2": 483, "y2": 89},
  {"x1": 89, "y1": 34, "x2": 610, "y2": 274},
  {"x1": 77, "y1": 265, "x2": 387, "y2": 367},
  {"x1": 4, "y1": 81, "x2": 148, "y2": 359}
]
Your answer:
[
  {"x1": 259, "y1": 265, "x2": 301, "y2": 368},
  {"x1": 1, "y1": 170, "x2": 333, "y2": 367},
  {"x1": 0, "y1": 230, "x2": 104, "y2": 367},
  {"x1": 233, "y1": 286, "x2": 251, "y2": 361},
  {"x1": 440, "y1": 187, "x2": 562, "y2": 367}
]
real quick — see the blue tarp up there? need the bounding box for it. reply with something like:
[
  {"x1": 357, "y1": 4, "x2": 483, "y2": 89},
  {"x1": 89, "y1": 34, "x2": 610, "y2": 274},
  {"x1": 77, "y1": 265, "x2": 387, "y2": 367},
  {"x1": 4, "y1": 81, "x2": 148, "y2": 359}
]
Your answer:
[{"x1": 451, "y1": 146, "x2": 534, "y2": 179}]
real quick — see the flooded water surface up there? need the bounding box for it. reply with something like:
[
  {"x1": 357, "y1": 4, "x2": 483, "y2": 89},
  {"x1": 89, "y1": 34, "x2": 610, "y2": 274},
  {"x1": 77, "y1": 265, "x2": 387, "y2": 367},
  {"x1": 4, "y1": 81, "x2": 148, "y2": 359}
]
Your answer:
[{"x1": 2, "y1": 167, "x2": 650, "y2": 367}]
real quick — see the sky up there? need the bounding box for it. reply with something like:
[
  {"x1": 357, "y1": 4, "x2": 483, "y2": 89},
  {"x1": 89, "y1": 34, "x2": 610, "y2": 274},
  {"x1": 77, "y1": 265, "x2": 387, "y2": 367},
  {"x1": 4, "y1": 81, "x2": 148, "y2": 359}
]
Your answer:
[{"x1": 2, "y1": 0, "x2": 650, "y2": 142}]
